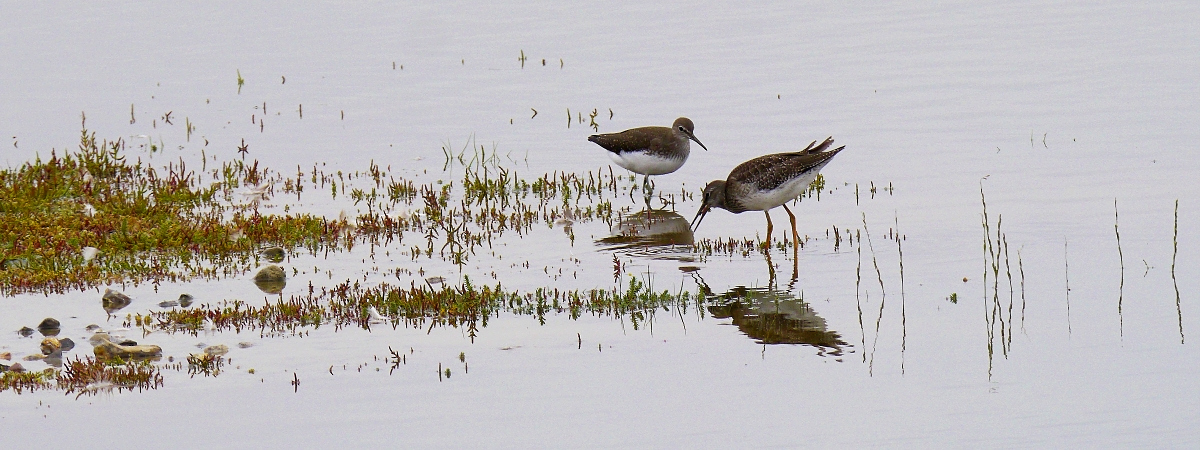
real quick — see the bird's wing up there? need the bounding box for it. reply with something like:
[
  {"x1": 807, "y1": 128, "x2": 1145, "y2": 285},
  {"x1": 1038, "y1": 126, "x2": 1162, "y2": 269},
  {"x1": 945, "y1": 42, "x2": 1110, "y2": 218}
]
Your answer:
[
  {"x1": 730, "y1": 141, "x2": 844, "y2": 192},
  {"x1": 588, "y1": 126, "x2": 667, "y2": 154}
]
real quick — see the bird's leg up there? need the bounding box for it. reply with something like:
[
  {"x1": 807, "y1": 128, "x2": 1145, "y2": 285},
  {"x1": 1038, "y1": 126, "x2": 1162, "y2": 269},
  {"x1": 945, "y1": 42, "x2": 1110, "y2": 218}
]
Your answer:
[
  {"x1": 782, "y1": 204, "x2": 801, "y2": 250},
  {"x1": 782, "y1": 204, "x2": 801, "y2": 282},
  {"x1": 764, "y1": 210, "x2": 774, "y2": 248}
]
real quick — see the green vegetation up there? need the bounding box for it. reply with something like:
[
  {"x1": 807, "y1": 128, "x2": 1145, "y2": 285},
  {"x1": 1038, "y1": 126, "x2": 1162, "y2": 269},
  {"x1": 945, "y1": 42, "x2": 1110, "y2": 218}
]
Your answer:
[{"x1": 0, "y1": 130, "x2": 346, "y2": 295}]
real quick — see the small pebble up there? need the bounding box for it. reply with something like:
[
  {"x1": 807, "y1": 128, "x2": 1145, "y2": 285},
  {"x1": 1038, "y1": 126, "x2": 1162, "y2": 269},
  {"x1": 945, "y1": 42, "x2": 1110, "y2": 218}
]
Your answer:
[
  {"x1": 179, "y1": 294, "x2": 194, "y2": 307},
  {"x1": 59, "y1": 338, "x2": 75, "y2": 352},
  {"x1": 237, "y1": 342, "x2": 254, "y2": 349},
  {"x1": 203, "y1": 344, "x2": 230, "y2": 357},
  {"x1": 85, "y1": 324, "x2": 101, "y2": 332},
  {"x1": 0, "y1": 351, "x2": 11, "y2": 360},
  {"x1": 9, "y1": 362, "x2": 25, "y2": 373},
  {"x1": 158, "y1": 300, "x2": 179, "y2": 308},
  {"x1": 17, "y1": 327, "x2": 34, "y2": 337},
  {"x1": 40, "y1": 338, "x2": 61, "y2": 355},
  {"x1": 23, "y1": 354, "x2": 45, "y2": 361}
]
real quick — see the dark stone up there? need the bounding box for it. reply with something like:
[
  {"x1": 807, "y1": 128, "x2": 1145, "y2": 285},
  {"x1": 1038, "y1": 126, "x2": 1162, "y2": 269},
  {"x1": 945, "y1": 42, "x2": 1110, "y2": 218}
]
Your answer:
[
  {"x1": 59, "y1": 338, "x2": 75, "y2": 352},
  {"x1": 37, "y1": 318, "x2": 61, "y2": 336},
  {"x1": 253, "y1": 265, "x2": 287, "y2": 294},
  {"x1": 117, "y1": 340, "x2": 138, "y2": 346},
  {"x1": 178, "y1": 293, "x2": 194, "y2": 307},
  {"x1": 18, "y1": 326, "x2": 35, "y2": 337}
]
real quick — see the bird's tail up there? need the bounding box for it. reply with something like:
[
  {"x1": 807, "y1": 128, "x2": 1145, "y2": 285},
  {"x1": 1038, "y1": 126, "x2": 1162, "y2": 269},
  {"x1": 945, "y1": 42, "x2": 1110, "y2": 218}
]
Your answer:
[{"x1": 801, "y1": 137, "x2": 837, "y2": 154}]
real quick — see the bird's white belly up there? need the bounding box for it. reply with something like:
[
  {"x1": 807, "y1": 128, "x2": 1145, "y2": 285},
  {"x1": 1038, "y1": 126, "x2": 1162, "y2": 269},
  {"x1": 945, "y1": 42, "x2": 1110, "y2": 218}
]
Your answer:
[
  {"x1": 609, "y1": 148, "x2": 687, "y2": 175},
  {"x1": 739, "y1": 171, "x2": 819, "y2": 211}
]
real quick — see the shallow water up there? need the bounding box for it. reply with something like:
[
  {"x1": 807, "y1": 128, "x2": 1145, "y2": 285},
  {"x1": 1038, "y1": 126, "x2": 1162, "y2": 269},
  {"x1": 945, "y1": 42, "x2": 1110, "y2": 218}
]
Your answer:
[{"x1": 2, "y1": 1, "x2": 1199, "y2": 447}]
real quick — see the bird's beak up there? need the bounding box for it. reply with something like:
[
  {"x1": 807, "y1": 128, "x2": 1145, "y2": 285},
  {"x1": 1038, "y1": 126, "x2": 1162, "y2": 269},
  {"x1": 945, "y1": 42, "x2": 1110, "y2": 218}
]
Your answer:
[
  {"x1": 690, "y1": 204, "x2": 711, "y2": 231},
  {"x1": 685, "y1": 131, "x2": 708, "y2": 151}
]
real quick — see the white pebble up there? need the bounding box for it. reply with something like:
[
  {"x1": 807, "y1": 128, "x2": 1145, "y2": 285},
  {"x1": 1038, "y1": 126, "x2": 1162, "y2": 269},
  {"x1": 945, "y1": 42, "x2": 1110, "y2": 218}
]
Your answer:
[{"x1": 81, "y1": 247, "x2": 99, "y2": 262}]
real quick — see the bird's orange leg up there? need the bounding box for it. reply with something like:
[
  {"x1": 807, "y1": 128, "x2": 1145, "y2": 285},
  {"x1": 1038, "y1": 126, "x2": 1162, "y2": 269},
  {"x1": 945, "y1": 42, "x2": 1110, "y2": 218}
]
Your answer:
[
  {"x1": 764, "y1": 210, "x2": 773, "y2": 247},
  {"x1": 782, "y1": 204, "x2": 801, "y2": 249}
]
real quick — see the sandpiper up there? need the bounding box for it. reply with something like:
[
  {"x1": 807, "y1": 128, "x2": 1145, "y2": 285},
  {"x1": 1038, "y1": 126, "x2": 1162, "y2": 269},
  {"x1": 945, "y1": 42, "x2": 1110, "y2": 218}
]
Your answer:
[
  {"x1": 587, "y1": 117, "x2": 708, "y2": 188},
  {"x1": 691, "y1": 137, "x2": 845, "y2": 245}
]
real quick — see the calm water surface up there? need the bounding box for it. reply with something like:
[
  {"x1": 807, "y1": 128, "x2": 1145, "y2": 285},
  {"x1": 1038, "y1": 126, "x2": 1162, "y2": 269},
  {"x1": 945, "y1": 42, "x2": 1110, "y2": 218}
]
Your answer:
[{"x1": 2, "y1": 1, "x2": 1198, "y2": 447}]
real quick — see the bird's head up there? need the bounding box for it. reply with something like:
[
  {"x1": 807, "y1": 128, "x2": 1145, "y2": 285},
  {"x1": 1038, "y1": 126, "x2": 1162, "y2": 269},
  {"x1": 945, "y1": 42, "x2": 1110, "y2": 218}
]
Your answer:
[
  {"x1": 672, "y1": 117, "x2": 708, "y2": 151},
  {"x1": 691, "y1": 180, "x2": 727, "y2": 231}
]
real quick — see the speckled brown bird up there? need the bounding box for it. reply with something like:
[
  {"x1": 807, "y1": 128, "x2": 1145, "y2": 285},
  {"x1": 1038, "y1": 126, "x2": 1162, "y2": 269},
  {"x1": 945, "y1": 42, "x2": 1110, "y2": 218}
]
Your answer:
[{"x1": 691, "y1": 137, "x2": 845, "y2": 245}]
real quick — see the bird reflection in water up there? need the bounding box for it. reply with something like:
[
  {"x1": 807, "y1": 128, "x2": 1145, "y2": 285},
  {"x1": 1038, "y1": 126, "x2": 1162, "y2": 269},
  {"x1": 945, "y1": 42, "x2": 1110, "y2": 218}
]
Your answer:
[
  {"x1": 595, "y1": 209, "x2": 695, "y2": 260},
  {"x1": 692, "y1": 272, "x2": 847, "y2": 356}
]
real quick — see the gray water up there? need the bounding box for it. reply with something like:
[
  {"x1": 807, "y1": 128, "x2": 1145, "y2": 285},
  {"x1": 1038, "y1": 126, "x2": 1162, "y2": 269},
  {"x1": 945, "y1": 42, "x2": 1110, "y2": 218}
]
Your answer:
[{"x1": 2, "y1": 1, "x2": 1198, "y2": 447}]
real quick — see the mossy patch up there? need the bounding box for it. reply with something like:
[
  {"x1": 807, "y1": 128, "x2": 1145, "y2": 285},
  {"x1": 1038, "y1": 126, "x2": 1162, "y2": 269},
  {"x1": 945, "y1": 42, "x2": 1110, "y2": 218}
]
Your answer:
[{"x1": 0, "y1": 130, "x2": 349, "y2": 295}]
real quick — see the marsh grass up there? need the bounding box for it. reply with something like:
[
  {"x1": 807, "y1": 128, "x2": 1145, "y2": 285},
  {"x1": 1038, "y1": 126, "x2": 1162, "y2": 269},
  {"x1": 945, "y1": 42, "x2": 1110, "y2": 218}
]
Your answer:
[
  {"x1": 0, "y1": 130, "x2": 348, "y2": 295},
  {"x1": 1173, "y1": 199, "x2": 1184, "y2": 343},
  {"x1": 1115, "y1": 199, "x2": 1125, "y2": 336},
  {"x1": 186, "y1": 353, "x2": 224, "y2": 377},
  {"x1": 0, "y1": 369, "x2": 55, "y2": 394},
  {"x1": 980, "y1": 183, "x2": 1018, "y2": 379},
  {"x1": 0, "y1": 129, "x2": 666, "y2": 294}
]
